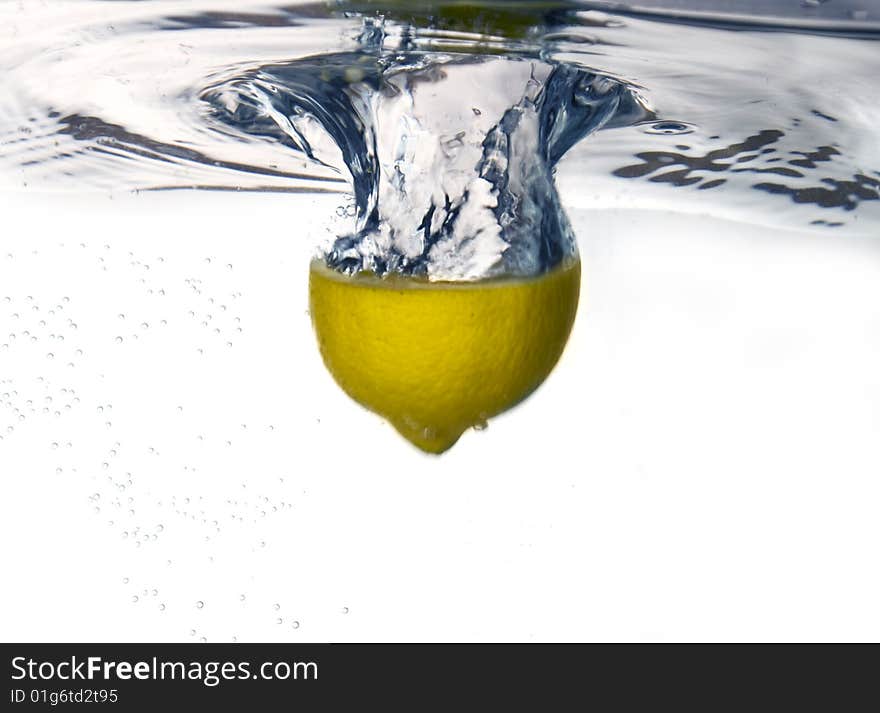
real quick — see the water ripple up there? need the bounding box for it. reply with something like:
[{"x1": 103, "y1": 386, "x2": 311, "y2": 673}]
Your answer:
[{"x1": 0, "y1": 0, "x2": 877, "y2": 235}]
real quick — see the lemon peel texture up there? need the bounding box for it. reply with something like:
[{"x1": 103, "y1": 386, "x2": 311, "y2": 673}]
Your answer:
[{"x1": 309, "y1": 259, "x2": 581, "y2": 454}]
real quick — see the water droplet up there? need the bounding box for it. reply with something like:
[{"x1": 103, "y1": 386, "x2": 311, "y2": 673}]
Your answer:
[
  {"x1": 644, "y1": 120, "x2": 695, "y2": 135},
  {"x1": 196, "y1": 601, "x2": 204, "y2": 609},
  {"x1": 292, "y1": 620, "x2": 300, "y2": 629},
  {"x1": 114, "y1": 336, "x2": 123, "y2": 344},
  {"x1": 132, "y1": 595, "x2": 139, "y2": 603}
]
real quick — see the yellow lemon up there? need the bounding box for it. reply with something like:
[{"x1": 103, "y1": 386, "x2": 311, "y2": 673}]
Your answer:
[{"x1": 308, "y1": 258, "x2": 581, "y2": 454}]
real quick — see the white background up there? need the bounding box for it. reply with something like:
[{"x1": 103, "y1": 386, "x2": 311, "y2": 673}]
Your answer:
[{"x1": 1, "y1": 188, "x2": 879, "y2": 642}]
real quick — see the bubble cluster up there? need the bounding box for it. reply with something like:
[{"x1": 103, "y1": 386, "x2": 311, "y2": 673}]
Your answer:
[{"x1": 0, "y1": 227, "x2": 323, "y2": 642}]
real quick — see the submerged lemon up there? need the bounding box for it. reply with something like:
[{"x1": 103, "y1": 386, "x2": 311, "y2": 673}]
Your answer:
[{"x1": 309, "y1": 259, "x2": 581, "y2": 454}]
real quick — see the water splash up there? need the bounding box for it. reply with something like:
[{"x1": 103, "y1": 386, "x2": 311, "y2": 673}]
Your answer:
[
  {"x1": 204, "y1": 45, "x2": 648, "y2": 278},
  {"x1": 2, "y1": 0, "x2": 877, "y2": 246}
]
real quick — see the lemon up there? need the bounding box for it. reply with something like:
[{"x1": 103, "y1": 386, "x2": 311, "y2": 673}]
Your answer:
[{"x1": 309, "y1": 258, "x2": 581, "y2": 454}]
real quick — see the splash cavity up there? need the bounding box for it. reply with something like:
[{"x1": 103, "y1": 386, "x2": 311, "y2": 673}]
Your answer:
[{"x1": 202, "y1": 32, "x2": 645, "y2": 280}]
